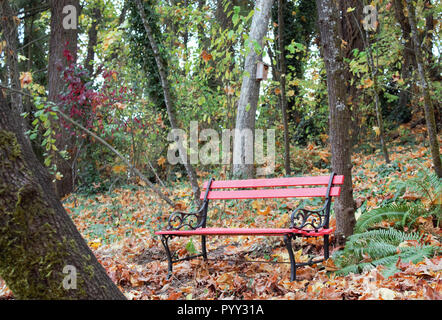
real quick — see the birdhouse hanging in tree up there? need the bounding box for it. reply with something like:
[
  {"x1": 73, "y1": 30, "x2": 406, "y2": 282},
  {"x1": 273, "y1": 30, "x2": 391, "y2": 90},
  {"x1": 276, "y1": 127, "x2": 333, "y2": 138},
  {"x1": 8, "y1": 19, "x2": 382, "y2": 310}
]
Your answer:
[{"x1": 256, "y1": 61, "x2": 269, "y2": 81}]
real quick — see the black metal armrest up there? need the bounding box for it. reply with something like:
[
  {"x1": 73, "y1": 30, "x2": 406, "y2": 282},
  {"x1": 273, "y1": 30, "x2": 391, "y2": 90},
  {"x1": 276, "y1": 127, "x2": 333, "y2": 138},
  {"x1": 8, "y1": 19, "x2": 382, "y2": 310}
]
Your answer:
[
  {"x1": 290, "y1": 172, "x2": 335, "y2": 232},
  {"x1": 166, "y1": 205, "x2": 208, "y2": 231},
  {"x1": 290, "y1": 203, "x2": 329, "y2": 231},
  {"x1": 165, "y1": 177, "x2": 214, "y2": 231}
]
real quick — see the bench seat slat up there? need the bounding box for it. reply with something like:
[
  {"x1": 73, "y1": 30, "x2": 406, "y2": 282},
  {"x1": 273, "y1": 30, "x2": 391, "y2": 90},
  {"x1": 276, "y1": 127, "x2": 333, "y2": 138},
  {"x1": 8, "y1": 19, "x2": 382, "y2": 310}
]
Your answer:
[
  {"x1": 200, "y1": 186, "x2": 341, "y2": 200},
  {"x1": 155, "y1": 227, "x2": 333, "y2": 237},
  {"x1": 202, "y1": 175, "x2": 344, "y2": 189}
]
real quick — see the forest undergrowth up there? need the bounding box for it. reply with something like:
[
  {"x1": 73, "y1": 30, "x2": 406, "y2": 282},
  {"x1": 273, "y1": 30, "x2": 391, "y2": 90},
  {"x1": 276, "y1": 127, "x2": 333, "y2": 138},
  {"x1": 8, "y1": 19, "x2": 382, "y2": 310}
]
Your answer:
[{"x1": 1, "y1": 118, "x2": 440, "y2": 300}]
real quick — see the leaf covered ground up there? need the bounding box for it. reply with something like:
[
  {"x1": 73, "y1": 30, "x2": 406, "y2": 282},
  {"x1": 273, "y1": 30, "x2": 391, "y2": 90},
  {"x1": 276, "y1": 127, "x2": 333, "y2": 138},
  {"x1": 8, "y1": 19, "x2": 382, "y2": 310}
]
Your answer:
[{"x1": 0, "y1": 121, "x2": 440, "y2": 300}]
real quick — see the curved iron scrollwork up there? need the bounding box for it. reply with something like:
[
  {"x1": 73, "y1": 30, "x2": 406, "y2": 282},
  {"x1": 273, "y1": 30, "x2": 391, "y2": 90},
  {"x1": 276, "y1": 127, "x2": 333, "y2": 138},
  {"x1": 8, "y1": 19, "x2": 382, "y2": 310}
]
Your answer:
[
  {"x1": 166, "y1": 204, "x2": 207, "y2": 231},
  {"x1": 290, "y1": 172, "x2": 335, "y2": 231},
  {"x1": 166, "y1": 177, "x2": 213, "y2": 231},
  {"x1": 290, "y1": 201, "x2": 329, "y2": 231}
]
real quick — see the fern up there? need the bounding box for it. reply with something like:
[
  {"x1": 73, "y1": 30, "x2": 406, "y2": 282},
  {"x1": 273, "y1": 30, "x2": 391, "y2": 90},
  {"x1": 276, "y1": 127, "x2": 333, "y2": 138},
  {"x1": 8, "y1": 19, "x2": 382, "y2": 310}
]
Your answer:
[
  {"x1": 406, "y1": 163, "x2": 441, "y2": 206},
  {"x1": 335, "y1": 243, "x2": 438, "y2": 277},
  {"x1": 347, "y1": 228, "x2": 422, "y2": 245},
  {"x1": 355, "y1": 164, "x2": 442, "y2": 232},
  {"x1": 332, "y1": 228, "x2": 439, "y2": 277},
  {"x1": 354, "y1": 204, "x2": 414, "y2": 233},
  {"x1": 333, "y1": 164, "x2": 441, "y2": 277}
]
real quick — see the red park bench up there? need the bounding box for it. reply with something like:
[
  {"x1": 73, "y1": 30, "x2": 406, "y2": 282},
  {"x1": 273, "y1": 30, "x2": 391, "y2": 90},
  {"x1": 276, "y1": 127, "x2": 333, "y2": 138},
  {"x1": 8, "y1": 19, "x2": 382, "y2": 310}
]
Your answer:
[{"x1": 155, "y1": 173, "x2": 344, "y2": 281}]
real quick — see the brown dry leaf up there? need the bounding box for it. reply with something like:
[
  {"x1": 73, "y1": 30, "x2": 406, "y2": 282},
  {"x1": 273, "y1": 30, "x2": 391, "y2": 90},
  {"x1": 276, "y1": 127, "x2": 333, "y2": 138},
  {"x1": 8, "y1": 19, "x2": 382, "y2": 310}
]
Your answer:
[
  {"x1": 167, "y1": 291, "x2": 183, "y2": 300},
  {"x1": 20, "y1": 72, "x2": 32, "y2": 88},
  {"x1": 112, "y1": 165, "x2": 127, "y2": 174},
  {"x1": 201, "y1": 50, "x2": 213, "y2": 62},
  {"x1": 157, "y1": 156, "x2": 166, "y2": 167},
  {"x1": 174, "y1": 201, "x2": 187, "y2": 211},
  {"x1": 323, "y1": 258, "x2": 339, "y2": 271},
  {"x1": 257, "y1": 207, "x2": 271, "y2": 216},
  {"x1": 363, "y1": 78, "x2": 374, "y2": 88},
  {"x1": 216, "y1": 272, "x2": 235, "y2": 291}
]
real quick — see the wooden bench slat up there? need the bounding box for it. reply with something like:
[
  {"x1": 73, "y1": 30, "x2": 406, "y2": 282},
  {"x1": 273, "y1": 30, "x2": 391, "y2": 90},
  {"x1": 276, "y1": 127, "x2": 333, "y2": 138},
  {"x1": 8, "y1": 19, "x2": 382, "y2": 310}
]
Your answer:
[
  {"x1": 202, "y1": 175, "x2": 344, "y2": 189},
  {"x1": 200, "y1": 186, "x2": 341, "y2": 200}
]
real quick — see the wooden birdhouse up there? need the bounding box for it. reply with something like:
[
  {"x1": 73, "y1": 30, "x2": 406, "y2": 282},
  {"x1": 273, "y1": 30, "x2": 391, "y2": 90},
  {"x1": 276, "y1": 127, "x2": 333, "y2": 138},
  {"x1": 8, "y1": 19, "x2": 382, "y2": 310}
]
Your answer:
[{"x1": 256, "y1": 61, "x2": 269, "y2": 81}]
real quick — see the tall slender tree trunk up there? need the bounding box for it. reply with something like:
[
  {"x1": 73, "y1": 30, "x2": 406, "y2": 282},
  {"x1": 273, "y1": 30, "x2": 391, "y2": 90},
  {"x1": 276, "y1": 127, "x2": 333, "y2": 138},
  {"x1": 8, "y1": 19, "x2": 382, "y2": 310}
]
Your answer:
[
  {"x1": 48, "y1": 0, "x2": 80, "y2": 198},
  {"x1": 135, "y1": 0, "x2": 201, "y2": 205},
  {"x1": 0, "y1": 0, "x2": 23, "y2": 116},
  {"x1": 316, "y1": 0, "x2": 356, "y2": 244},
  {"x1": 277, "y1": 0, "x2": 291, "y2": 176},
  {"x1": 405, "y1": 0, "x2": 442, "y2": 178},
  {"x1": 85, "y1": 6, "x2": 102, "y2": 76},
  {"x1": 232, "y1": 0, "x2": 274, "y2": 178},
  {"x1": 352, "y1": 14, "x2": 390, "y2": 164},
  {"x1": 0, "y1": 92, "x2": 125, "y2": 300},
  {"x1": 393, "y1": 0, "x2": 416, "y2": 118}
]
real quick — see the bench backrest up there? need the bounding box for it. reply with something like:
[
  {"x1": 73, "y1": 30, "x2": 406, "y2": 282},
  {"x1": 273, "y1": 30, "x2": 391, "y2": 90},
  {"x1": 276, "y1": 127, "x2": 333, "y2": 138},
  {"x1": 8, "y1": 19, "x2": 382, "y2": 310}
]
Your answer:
[{"x1": 200, "y1": 175, "x2": 344, "y2": 200}]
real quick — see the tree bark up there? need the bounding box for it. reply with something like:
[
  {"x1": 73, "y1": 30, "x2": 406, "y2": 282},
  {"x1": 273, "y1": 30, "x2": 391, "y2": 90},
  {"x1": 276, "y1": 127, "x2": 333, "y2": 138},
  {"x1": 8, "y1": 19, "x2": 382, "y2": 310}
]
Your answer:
[
  {"x1": 393, "y1": 0, "x2": 416, "y2": 116},
  {"x1": 338, "y1": 0, "x2": 364, "y2": 147},
  {"x1": 0, "y1": 92, "x2": 125, "y2": 300},
  {"x1": 316, "y1": 0, "x2": 356, "y2": 244},
  {"x1": 232, "y1": 0, "x2": 274, "y2": 178},
  {"x1": 0, "y1": 0, "x2": 23, "y2": 116},
  {"x1": 405, "y1": 0, "x2": 442, "y2": 178},
  {"x1": 277, "y1": 0, "x2": 291, "y2": 176},
  {"x1": 48, "y1": 0, "x2": 80, "y2": 198},
  {"x1": 135, "y1": 0, "x2": 201, "y2": 205},
  {"x1": 84, "y1": 6, "x2": 102, "y2": 76}
]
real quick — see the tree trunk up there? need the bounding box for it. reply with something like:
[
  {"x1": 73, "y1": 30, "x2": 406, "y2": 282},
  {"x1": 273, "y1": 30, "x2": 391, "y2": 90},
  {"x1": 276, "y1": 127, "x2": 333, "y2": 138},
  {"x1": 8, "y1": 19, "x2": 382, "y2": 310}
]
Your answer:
[
  {"x1": 393, "y1": 0, "x2": 416, "y2": 118},
  {"x1": 352, "y1": 14, "x2": 390, "y2": 164},
  {"x1": 134, "y1": 0, "x2": 201, "y2": 205},
  {"x1": 232, "y1": 0, "x2": 274, "y2": 178},
  {"x1": 277, "y1": 0, "x2": 291, "y2": 176},
  {"x1": 48, "y1": 0, "x2": 80, "y2": 198},
  {"x1": 405, "y1": 0, "x2": 442, "y2": 178},
  {"x1": 0, "y1": 0, "x2": 23, "y2": 116},
  {"x1": 0, "y1": 92, "x2": 125, "y2": 300},
  {"x1": 338, "y1": 0, "x2": 364, "y2": 148},
  {"x1": 316, "y1": 0, "x2": 356, "y2": 244},
  {"x1": 85, "y1": 6, "x2": 102, "y2": 76}
]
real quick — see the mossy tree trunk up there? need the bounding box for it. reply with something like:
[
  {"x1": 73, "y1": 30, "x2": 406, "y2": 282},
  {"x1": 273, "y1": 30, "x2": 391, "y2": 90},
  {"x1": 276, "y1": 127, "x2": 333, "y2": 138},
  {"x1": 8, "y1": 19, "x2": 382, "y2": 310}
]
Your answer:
[{"x1": 0, "y1": 93, "x2": 126, "y2": 300}]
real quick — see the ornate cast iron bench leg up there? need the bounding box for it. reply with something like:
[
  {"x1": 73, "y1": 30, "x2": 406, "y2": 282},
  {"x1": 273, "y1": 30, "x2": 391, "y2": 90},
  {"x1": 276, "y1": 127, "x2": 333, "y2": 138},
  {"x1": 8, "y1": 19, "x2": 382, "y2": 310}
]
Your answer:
[
  {"x1": 201, "y1": 235, "x2": 207, "y2": 260},
  {"x1": 284, "y1": 234, "x2": 297, "y2": 281},
  {"x1": 160, "y1": 235, "x2": 173, "y2": 279},
  {"x1": 324, "y1": 234, "x2": 329, "y2": 260}
]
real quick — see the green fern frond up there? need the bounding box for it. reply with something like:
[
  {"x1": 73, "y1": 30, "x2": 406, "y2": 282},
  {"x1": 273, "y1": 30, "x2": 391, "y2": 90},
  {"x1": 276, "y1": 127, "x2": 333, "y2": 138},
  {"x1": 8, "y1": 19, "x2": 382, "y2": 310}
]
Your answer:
[
  {"x1": 334, "y1": 244, "x2": 437, "y2": 277},
  {"x1": 358, "y1": 242, "x2": 398, "y2": 259},
  {"x1": 348, "y1": 228, "x2": 422, "y2": 245},
  {"x1": 354, "y1": 204, "x2": 414, "y2": 233},
  {"x1": 333, "y1": 164, "x2": 441, "y2": 277},
  {"x1": 332, "y1": 228, "x2": 438, "y2": 277},
  {"x1": 407, "y1": 163, "x2": 442, "y2": 204}
]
